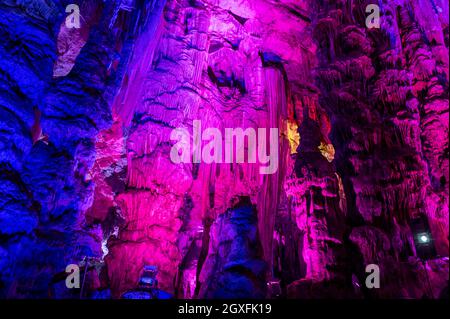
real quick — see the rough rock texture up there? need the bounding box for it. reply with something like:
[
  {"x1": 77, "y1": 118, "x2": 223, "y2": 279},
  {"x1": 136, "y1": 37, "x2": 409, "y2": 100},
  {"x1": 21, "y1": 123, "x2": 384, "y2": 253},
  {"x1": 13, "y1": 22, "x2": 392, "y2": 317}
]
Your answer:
[
  {"x1": 306, "y1": 0, "x2": 449, "y2": 298},
  {"x1": 198, "y1": 196, "x2": 267, "y2": 299},
  {"x1": 0, "y1": 0, "x2": 448, "y2": 299}
]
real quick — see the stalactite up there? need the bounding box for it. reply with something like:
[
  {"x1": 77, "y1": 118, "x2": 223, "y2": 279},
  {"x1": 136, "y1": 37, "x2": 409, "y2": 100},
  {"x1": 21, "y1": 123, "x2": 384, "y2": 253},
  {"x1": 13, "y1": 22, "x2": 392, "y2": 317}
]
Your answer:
[{"x1": 0, "y1": 0, "x2": 447, "y2": 299}]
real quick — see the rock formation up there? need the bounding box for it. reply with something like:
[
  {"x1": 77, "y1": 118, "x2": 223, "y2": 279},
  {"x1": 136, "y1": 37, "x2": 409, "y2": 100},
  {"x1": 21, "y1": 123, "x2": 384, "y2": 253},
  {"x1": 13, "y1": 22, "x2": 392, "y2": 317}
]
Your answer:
[{"x1": 0, "y1": 0, "x2": 448, "y2": 299}]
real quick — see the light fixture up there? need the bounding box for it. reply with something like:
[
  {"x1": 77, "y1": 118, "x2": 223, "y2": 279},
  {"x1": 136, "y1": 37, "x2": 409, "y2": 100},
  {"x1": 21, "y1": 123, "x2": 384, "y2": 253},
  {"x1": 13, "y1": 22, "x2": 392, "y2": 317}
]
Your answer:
[{"x1": 418, "y1": 233, "x2": 430, "y2": 244}]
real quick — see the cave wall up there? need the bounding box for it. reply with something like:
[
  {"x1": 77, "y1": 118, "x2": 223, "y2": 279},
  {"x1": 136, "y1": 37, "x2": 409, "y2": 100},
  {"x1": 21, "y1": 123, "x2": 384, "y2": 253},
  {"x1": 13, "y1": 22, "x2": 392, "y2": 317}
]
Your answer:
[
  {"x1": 307, "y1": 0, "x2": 449, "y2": 298},
  {"x1": 0, "y1": 0, "x2": 448, "y2": 299}
]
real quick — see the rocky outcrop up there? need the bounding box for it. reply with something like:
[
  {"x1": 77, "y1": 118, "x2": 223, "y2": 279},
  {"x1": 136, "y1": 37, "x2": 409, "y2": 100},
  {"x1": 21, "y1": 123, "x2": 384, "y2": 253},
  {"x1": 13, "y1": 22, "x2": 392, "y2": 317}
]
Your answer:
[{"x1": 307, "y1": 0, "x2": 449, "y2": 298}]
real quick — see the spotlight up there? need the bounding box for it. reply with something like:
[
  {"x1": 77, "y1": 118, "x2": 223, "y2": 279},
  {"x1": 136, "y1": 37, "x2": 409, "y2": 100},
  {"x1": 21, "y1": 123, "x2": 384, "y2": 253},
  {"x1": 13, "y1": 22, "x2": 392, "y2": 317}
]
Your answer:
[{"x1": 418, "y1": 234, "x2": 430, "y2": 244}]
